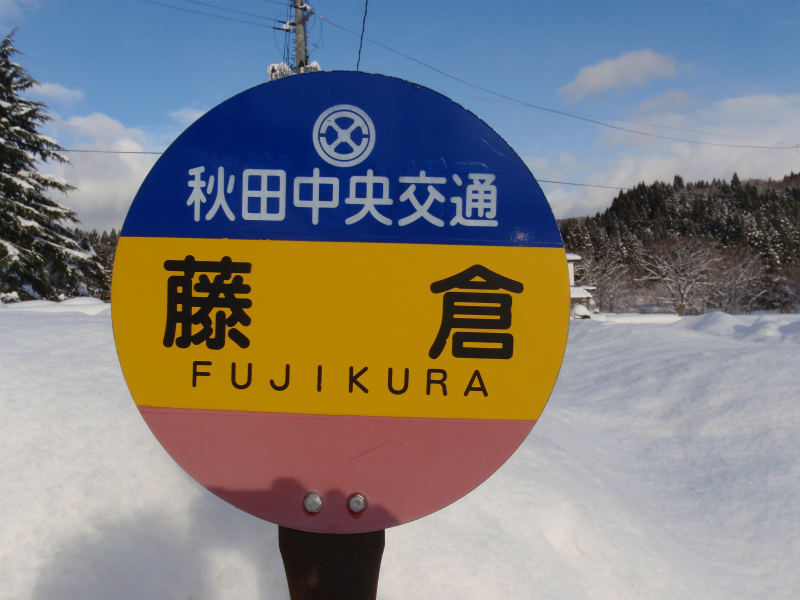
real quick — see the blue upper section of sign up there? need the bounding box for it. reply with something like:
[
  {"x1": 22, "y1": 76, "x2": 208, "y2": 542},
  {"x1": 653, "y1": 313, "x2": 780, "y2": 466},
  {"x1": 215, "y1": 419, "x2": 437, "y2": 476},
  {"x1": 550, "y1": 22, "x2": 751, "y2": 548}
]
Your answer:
[{"x1": 121, "y1": 72, "x2": 563, "y2": 249}]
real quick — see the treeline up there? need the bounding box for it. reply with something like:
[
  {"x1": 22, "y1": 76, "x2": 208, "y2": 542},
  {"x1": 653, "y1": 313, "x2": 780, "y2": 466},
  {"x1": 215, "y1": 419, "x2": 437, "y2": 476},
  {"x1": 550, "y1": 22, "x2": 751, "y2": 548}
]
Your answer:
[
  {"x1": 0, "y1": 228, "x2": 118, "y2": 303},
  {"x1": 559, "y1": 172, "x2": 800, "y2": 314},
  {"x1": 72, "y1": 228, "x2": 119, "y2": 300}
]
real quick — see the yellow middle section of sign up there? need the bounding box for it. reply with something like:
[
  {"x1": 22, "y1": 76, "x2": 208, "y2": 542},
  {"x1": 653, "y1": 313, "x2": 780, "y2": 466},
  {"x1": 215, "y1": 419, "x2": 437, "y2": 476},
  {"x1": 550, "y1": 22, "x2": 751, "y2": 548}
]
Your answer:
[{"x1": 112, "y1": 237, "x2": 568, "y2": 420}]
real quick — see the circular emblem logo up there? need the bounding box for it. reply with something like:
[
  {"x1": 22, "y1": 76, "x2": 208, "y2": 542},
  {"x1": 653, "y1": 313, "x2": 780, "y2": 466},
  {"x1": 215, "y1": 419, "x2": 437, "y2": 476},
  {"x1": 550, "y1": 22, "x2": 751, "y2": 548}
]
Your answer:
[{"x1": 313, "y1": 104, "x2": 376, "y2": 167}]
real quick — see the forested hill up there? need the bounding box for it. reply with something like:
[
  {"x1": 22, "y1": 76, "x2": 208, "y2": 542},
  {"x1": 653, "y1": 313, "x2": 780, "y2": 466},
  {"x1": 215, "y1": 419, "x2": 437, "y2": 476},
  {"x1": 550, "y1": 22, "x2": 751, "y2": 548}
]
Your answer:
[{"x1": 558, "y1": 173, "x2": 800, "y2": 314}]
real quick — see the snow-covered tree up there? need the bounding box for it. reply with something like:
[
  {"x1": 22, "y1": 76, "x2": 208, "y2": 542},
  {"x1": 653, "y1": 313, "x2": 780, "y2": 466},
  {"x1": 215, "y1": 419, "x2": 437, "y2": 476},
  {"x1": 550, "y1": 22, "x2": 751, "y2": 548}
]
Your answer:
[
  {"x1": 707, "y1": 245, "x2": 766, "y2": 313},
  {"x1": 637, "y1": 237, "x2": 722, "y2": 315},
  {"x1": 576, "y1": 252, "x2": 635, "y2": 313},
  {"x1": 0, "y1": 31, "x2": 101, "y2": 300}
]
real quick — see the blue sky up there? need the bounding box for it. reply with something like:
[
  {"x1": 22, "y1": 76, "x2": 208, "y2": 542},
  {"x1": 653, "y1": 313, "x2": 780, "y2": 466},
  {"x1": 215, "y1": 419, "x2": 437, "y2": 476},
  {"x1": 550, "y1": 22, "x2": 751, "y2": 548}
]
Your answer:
[{"x1": 3, "y1": 0, "x2": 800, "y2": 232}]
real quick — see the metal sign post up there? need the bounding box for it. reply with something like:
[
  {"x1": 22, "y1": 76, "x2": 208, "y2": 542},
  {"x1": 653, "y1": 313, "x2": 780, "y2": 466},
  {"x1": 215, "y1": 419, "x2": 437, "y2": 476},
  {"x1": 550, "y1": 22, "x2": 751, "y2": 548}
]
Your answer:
[
  {"x1": 112, "y1": 72, "x2": 568, "y2": 596},
  {"x1": 279, "y1": 527, "x2": 385, "y2": 600}
]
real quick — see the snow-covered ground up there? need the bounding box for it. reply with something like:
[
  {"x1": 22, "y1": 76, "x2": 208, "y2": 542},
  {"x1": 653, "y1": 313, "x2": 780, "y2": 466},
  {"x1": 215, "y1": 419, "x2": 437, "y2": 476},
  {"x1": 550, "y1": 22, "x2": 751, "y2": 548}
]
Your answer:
[{"x1": 2, "y1": 300, "x2": 798, "y2": 599}]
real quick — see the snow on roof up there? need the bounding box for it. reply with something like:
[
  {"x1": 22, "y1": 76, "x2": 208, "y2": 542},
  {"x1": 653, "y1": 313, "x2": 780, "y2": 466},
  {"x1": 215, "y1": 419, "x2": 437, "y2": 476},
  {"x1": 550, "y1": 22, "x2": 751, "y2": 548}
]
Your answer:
[{"x1": 570, "y1": 286, "x2": 594, "y2": 299}]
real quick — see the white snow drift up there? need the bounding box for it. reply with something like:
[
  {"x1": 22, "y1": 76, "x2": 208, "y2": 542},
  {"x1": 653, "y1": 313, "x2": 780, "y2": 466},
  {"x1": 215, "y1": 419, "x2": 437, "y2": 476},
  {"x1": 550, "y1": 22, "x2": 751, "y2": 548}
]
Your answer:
[{"x1": 1, "y1": 303, "x2": 798, "y2": 599}]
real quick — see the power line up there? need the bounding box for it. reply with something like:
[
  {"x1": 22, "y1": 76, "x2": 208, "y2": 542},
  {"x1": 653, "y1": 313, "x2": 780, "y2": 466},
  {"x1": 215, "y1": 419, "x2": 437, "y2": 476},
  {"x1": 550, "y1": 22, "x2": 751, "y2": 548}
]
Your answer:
[
  {"x1": 60, "y1": 148, "x2": 631, "y2": 191},
  {"x1": 139, "y1": 0, "x2": 798, "y2": 150},
  {"x1": 63, "y1": 149, "x2": 163, "y2": 155},
  {"x1": 356, "y1": 0, "x2": 368, "y2": 71},
  {"x1": 574, "y1": 113, "x2": 795, "y2": 147},
  {"x1": 130, "y1": 1, "x2": 800, "y2": 187},
  {"x1": 318, "y1": 17, "x2": 799, "y2": 151},
  {"x1": 449, "y1": 93, "x2": 796, "y2": 147},
  {"x1": 182, "y1": 0, "x2": 274, "y2": 21},
  {"x1": 140, "y1": 1, "x2": 797, "y2": 149},
  {"x1": 538, "y1": 180, "x2": 630, "y2": 191},
  {"x1": 140, "y1": 0, "x2": 272, "y2": 28},
  {"x1": 62, "y1": 149, "x2": 789, "y2": 197},
  {"x1": 308, "y1": 12, "x2": 324, "y2": 52}
]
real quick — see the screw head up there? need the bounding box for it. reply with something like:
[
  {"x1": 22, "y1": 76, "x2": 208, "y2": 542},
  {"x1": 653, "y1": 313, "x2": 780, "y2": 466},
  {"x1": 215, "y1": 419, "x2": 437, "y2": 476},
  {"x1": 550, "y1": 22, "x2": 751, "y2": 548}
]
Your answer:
[
  {"x1": 348, "y1": 493, "x2": 367, "y2": 514},
  {"x1": 303, "y1": 492, "x2": 323, "y2": 514}
]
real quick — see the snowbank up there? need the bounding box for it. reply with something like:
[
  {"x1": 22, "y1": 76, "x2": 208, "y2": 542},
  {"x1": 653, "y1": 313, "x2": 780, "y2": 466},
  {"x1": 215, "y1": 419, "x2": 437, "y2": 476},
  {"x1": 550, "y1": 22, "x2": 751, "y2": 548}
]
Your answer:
[
  {"x1": 589, "y1": 312, "x2": 682, "y2": 324},
  {"x1": 1, "y1": 310, "x2": 798, "y2": 599},
  {"x1": 1, "y1": 297, "x2": 110, "y2": 316},
  {"x1": 673, "y1": 311, "x2": 800, "y2": 344}
]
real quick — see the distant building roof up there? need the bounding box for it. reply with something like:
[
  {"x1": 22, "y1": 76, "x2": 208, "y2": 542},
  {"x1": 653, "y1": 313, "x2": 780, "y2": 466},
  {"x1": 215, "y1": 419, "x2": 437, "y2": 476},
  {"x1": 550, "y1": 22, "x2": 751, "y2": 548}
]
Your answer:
[{"x1": 570, "y1": 286, "x2": 594, "y2": 299}]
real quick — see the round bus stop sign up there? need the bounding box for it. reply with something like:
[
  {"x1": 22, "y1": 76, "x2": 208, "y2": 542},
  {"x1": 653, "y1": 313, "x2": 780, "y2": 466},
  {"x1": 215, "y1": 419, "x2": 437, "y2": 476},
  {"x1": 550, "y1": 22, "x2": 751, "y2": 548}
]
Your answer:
[{"x1": 112, "y1": 72, "x2": 569, "y2": 533}]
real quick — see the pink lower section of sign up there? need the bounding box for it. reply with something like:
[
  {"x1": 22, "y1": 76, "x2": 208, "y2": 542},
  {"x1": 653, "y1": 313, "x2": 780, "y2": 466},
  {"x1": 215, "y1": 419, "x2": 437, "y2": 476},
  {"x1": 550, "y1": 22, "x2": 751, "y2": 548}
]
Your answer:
[{"x1": 139, "y1": 407, "x2": 535, "y2": 533}]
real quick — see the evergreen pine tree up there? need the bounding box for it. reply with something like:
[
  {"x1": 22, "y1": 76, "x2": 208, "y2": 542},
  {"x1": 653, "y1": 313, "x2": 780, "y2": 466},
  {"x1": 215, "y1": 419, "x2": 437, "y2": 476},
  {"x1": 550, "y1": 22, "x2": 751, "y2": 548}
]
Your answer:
[
  {"x1": 0, "y1": 31, "x2": 101, "y2": 300},
  {"x1": 80, "y1": 227, "x2": 118, "y2": 300}
]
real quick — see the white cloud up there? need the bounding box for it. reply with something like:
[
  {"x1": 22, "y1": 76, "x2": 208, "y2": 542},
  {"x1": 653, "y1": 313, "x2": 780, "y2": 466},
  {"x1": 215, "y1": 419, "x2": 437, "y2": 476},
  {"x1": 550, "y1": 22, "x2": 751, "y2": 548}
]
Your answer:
[
  {"x1": 169, "y1": 106, "x2": 207, "y2": 128},
  {"x1": 61, "y1": 112, "x2": 145, "y2": 144},
  {"x1": 524, "y1": 156, "x2": 553, "y2": 178},
  {"x1": 545, "y1": 93, "x2": 800, "y2": 219},
  {"x1": 32, "y1": 82, "x2": 85, "y2": 104},
  {"x1": 699, "y1": 93, "x2": 799, "y2": 124},
  {"x1": 524, "y1": 153, "x2": 579, "y2": 187},
  {"x1": 637, "y1": 89, "x2": 693, "y2": 114},
  {"x1": 0, "y1": 0, "x2": 40, "y2": 29},
  {"x1": 524, "y1": 154, "x2": 595, "y2": 217},
  {"x1": 36, "y1": 105, "x2": 210, "y2": 232},
  {"x1": 557, "y1": 152, "x2": 578, "y2": 170},
  {"x1": 560, "y1": 50, "x2": 677, "y2": 103},
  {"x1": 44, "y1": 113, "x2": 159, "y2": 232}
]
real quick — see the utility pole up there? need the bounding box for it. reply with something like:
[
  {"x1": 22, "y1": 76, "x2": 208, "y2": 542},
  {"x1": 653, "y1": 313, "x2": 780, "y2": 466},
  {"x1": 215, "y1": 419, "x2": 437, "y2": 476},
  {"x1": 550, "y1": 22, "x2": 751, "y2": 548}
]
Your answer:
[
  {"x1": 269, "y1": 1, "x2": 318, "y2": 80},
  {"x1": 293, "y1": 0, "x2": 311, "y2": 73}
]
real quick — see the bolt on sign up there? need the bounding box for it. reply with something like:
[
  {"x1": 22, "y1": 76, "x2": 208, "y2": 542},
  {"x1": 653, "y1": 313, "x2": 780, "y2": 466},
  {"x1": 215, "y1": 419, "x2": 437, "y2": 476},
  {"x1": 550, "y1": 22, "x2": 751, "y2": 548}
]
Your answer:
[{"x1": 112, "y1": 72, "x2": 569, "y2": 534}]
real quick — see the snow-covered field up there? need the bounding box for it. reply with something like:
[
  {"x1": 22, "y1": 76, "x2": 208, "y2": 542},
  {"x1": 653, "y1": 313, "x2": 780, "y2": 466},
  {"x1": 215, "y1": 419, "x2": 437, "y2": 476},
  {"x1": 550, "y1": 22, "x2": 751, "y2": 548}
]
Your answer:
[{"x1": 2, "y1": 299, "x2": 798, "y2": 599}]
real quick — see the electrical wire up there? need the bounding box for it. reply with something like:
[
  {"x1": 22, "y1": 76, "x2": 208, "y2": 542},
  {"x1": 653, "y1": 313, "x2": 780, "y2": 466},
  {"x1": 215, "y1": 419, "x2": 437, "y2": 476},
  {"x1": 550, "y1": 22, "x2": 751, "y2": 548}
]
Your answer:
[
  {"x1": 63, "y1": 149, "x2": 163, "y2": 155},
  {"x1": 284, "y1": 2, "x2": 292, "y2": 64},
  {"x1": 318, "y1": 16, "x2": 799, "y2": 151},
  {"x1": 357, "y1": 0, "x2": 368, "y2": 71},
  {"x1": 139, "y1": 0, "x2": 798, "y2": 150},
  {"x1": 60, "y1": 150, "x2": 786, "y2": 196},
  {"x1": 140, "y1": 1, "x2": 273, "y2": 28},
  {"x1": 449, "y1": 93, "x2": 796, "y2": 147},
  {"x1": 181, "y1": 0, "x2": 274, "y2": 21},
  {"x1": 129, "y1": 0, "x2": 800, "y2": 187},
  {"x1": 272, "y1": 12, "x2": 287, "y2": 59},
  {"x1": 308, "y1": 15, "x2": 324, "y2": 52},
  {"x1": 538, "y1": 180, "x2": 630, "y2": 191},
  {"x1": 56, "y1": 149, "x2": 629, "y2": 191}
]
